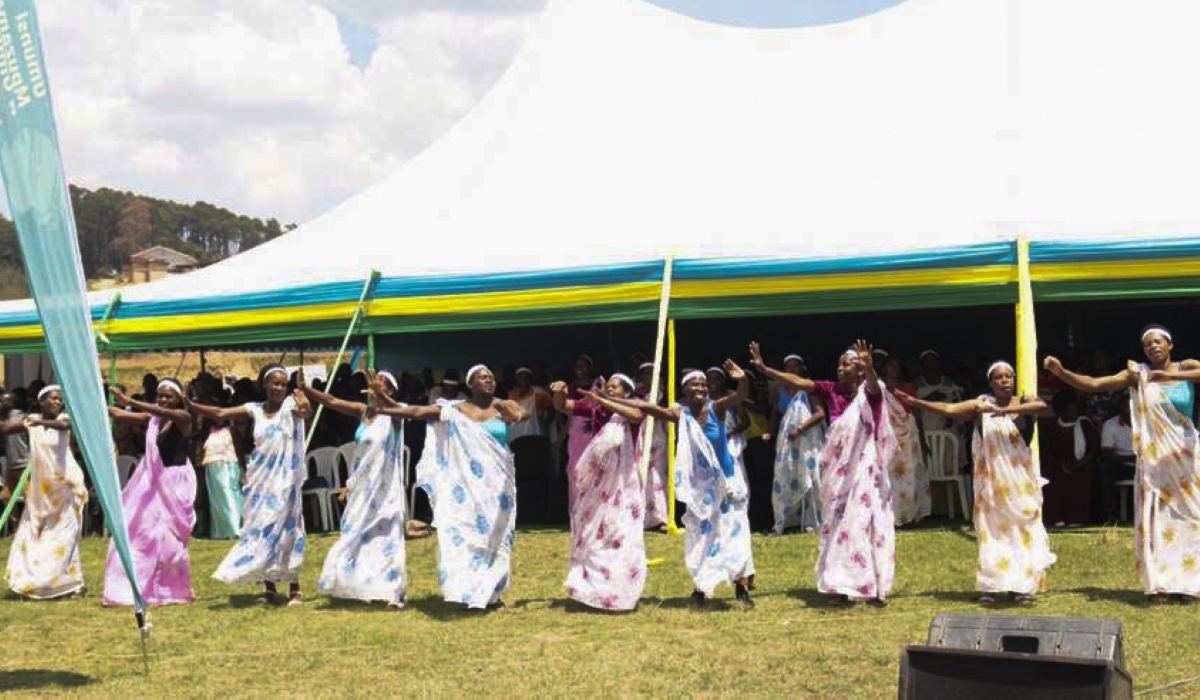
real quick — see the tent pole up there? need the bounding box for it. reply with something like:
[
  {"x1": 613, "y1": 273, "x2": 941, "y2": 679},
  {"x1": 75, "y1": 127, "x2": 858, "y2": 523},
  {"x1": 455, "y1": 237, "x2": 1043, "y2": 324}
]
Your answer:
[
  {"x1": 303, "y1": 270, "x2": 381, "y2": 454},
  {"x1": 199, "y1": 348, "x2": 207, "y2": 374},
  {"x1": 637, "y1": 255, "x2": 674, "y2": 486},
  {"x1": 1016, "y1": 236, "x2": 1040, "y2": 470},
  {"x1": 666, "y1": 317, "x2": 678, "y2": 535},
  {"x1": 173, "y1": 350, "x2": 188, "y2": 379}
]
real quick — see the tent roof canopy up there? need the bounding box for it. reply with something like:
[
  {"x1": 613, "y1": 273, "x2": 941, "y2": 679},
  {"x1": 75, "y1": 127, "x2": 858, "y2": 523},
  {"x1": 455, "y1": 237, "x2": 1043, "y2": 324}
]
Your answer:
[{"x1": 3, "y1": 0, "x2": 1200, "y2": 351}]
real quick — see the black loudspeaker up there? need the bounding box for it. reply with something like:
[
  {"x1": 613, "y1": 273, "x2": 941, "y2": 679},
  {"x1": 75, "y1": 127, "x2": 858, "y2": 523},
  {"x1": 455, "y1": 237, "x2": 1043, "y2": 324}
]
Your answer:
[{"x1": 898, "y1": 614, "x2": 1132, "y2": 700}]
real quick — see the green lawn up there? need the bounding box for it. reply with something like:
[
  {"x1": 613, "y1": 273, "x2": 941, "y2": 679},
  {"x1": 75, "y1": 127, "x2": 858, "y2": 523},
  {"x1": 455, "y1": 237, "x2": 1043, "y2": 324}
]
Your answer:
[{"x1": 0, "y1": 523, "x2": 1197, "y2": 698}]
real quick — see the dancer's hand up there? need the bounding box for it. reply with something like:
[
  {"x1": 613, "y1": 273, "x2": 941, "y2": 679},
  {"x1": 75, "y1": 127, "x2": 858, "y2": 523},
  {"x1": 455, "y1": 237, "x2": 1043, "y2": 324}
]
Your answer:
[
  {"x1": 295, "y1": 367, "x2": 306, "y2": 389},
  {"x1": 853, "y1": 340, "x2": 875, "y2": 372},
  {"x1": 894, "y1": 390, "x2": 916, "y2": 406},
  {"x1": 1043, "y1": 356, "x2": 1063, "y2": 376},
  {"x1": 724, "y1": 359, "x2": 746, "y2": 382},
  {"x1": 1148, "y1": 369, "x2": 1170, "y2": 383},
  {"x1": 550, "y1": 381, "x2": 568, "y2": 395},
  {"x1": 108, "y1": 386, "x2": 130, "y2": 408},
  {"x1": 787, "y1": 428, "x2": 800, "y2": 441},
  {"x1": 748, "y1": 342, "x2": 765, "y2": 368}
]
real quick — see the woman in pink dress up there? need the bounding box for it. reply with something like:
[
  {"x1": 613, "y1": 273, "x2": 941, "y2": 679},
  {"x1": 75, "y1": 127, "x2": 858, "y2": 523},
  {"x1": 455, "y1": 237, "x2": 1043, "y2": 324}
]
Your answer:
[
  {"x1": 103, "y1": 379, "x2": 198, "y2": 606},
  {"x1": 552, "y1": 374, "x2": 647, "y2": 610},
  {"x1": 565, "y1": 354, "x2": 606, "y2": 520},
  {"x1": 751, "y1": 340, "x2": 895, "y2": 608}
]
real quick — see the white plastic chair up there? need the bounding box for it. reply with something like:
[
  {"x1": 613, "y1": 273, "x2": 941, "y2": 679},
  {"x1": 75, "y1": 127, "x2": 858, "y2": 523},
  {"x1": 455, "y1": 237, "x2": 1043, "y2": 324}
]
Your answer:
[
  {"x1": 337, "y1": 442, "x2": 357, "y2": 479},
  {"x1": 1116, "y1": 479, "x2": 1135, "y2": 522},
  {"x1": 116, "y1": 455, "x2": 139, "y2": 488},
  {"x1": 925, "y1": 429, "x2": 971, "y2": 520},
  {"x1": 303, "y1": 447, "x2": 340, "y2": 532},
  {"x1": 329, "y1": 442, "x2": 358, "y2": 523}
]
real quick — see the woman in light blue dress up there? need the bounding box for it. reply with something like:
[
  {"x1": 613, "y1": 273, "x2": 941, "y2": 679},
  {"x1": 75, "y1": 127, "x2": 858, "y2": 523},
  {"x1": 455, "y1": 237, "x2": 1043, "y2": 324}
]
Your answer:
[
  {"x1": 374, "y1": 365, "x2": 526, "y2": 610},
  {"x1": 300, "y1": 369, "x2": 408, "y2": 609}
]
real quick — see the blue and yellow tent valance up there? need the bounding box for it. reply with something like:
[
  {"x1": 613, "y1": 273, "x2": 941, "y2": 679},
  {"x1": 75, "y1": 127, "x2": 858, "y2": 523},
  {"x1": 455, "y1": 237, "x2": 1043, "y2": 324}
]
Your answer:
[{"x1": 0, "y1": 236, "x2": 1196, "y2": 353}]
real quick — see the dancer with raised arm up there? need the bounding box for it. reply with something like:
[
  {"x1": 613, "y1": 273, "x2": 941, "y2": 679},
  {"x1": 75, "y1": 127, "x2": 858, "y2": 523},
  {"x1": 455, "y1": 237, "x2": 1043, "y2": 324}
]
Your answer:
[
  {"x1": 373, "y1": 365, "x2": 524, "y2": 610},
  {"x1": 187, "y1": 364, "x2": 312, "y2": 606},
  {"x1": 551, "y1": 374, "x2": 647, "y2": 610},
  {"x1": 1045, "y1": 324, "x2": 1200, "y2": 603},
  {"x1": 299, "y1": 369, "x2": 408, "y2": 609},
  {"x1": 616, "y1": 360, "x2": 756, "y2": 608},
  {"x1": 3, "y1": 386, "x2": 87, "y2": 599},
  {"x1": 103, "y1": 379, "x2": 197, "y2": 606},
  {"x1": 899, "y1": 362, "x2": 1055, "y2": 607},
  {"x1": 760, "y1": 353, "x2": 826, "y2": 534},
  {"x1": 750, "y1": 340, "x2": 895, "y2": 608}
]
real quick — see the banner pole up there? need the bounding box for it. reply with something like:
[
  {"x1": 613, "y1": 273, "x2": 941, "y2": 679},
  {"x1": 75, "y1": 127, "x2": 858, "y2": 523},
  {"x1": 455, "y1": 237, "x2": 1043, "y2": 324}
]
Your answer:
[
  {"x1": 303, "y1": 271, "x2": 381, "y2": 454},
  {"x1": 1016, "y1": 236, "x2": 1039, "y2": 472},
  {"x1": 666, "y1": 317, "x2": 678, "y2": 535},
  {"x1": 637, "y1": 254, "x2": 674, "y2": 485}
]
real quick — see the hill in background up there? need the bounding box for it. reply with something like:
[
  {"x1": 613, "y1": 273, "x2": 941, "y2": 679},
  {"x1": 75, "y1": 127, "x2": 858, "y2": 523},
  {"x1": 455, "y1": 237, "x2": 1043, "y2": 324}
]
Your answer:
[{"x1": 0, "y1": 185, "x2": 294, "y2": 301}]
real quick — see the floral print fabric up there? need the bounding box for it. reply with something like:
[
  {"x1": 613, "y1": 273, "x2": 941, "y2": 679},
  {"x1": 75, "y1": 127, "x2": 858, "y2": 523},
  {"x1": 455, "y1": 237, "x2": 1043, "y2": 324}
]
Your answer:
[
  {"x1": 885, "y1": 391, "x2": 931, "y2": 526},
  {"x1": 1129, "y1": 366, "x2": 1200, "y2": 595},
  {"x1": 675, "y1": 403, "x2": 754, "y2": 596},
  {"x1": 213, "y1": 398, "x2": 307, "y2": 585},
  {"x1": 971, "y1": 398, "x2": 1055, "y2": 594},
  {"x1": 566, "y1": 415, "x2": 646, "y2": 610},
  {"x1": 815, "y1": 387, "x2": 896, "y2": 600},
  {"x1": 773, "y1": 391, "x2": 825, "y2": 534},
  {"x1": 6, "y1": 416, "x2": 87, "y2": 599},
  {"x1": 418, "y1": 403, "x2": 516, "y2": 609},
  {"x1": 319, "y1": 414, "x2": 407, "y2": 603}
]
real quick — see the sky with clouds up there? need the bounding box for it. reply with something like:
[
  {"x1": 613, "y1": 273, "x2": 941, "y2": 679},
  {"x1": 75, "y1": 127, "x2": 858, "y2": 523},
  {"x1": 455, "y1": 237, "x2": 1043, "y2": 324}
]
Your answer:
[{"x1": 33, "y1": 0, "x2": 905, "y2": 225}]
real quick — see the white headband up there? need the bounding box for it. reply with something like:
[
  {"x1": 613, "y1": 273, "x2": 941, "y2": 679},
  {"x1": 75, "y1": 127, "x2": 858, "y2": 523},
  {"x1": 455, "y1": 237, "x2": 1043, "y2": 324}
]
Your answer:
[
  {"x1": 576, "y1": 354, "x2": 594, "y2": 367},
  {"x1": 919, "y1": 349, "x2": 940, "y2": 360},
  {"x1": 441, "y1": 379, "x2": 459, "y2": 386},
  {"x1": 841, "y1": 349, "x2": 860, "y2": 361},
  {"x1": 783, "y1": 354, "x2": 804, "y2": 365},
  {"x1": 157, "y1": 379, "x2": 183, "y2": 395},
  {"x1": 872, "y1": 349, "x2": 889, "y2": 359},
  {"x1": 1143, "y1": 328, "x2": 1172, "y2": 343},
  {"x1": 681, "y1": 370, "x2": 706, "y2": 387},
  {"x1": 263, "y1": 366, "x2": 288, "y2": 381},
  {"x1": 610, "y1": 373, "x2": 635, "y2": 392},
  {"x1": 466, "y1": 364, "x2": 489, "y2": 385},
  {"x1": 37, "y1": 384, "x2": 61, "y2": 400},
  {"x1": 705, "y1": 366, "x2": 726, "y2": 378},
  {"x1": 377, "y1": 372, "x2": 397, "y2": 391},
  {"x1": 638, "y1": 362, "x2": 655, "y2": 372},
  {"x1": 987, "y1": 361, "x2": 1014, "y2": 379},
  {"x1": 515, "y1": 367, "x2": 532, "y2": 376}
]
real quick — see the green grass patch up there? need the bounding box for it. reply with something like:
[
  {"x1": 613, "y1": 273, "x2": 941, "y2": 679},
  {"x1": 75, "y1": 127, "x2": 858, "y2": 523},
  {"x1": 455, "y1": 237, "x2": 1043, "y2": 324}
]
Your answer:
[{"x1": 1, "y1": 523, "x2": 1197, "y2": 698}]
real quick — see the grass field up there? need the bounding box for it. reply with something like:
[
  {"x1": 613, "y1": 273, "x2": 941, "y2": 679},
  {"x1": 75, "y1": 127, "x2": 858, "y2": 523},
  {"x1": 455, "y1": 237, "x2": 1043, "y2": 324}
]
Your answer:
[{"x1": 1, "y1": 523, "x2": 1198, "y2": 698}]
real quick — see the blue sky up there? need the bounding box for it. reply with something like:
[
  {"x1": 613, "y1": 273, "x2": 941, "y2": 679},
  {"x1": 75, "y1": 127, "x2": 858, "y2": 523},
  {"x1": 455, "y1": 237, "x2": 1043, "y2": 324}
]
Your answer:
[{"x1": 335, "y1": 0, "x2": 911, "y2": 72}]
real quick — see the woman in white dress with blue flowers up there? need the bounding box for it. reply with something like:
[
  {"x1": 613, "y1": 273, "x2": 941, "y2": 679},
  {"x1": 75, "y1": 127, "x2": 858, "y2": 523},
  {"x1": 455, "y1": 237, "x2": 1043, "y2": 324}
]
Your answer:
[
  {"x1": 374, "y1": 365, "x2": 525, "y2": 610},
  {"x1": 187, "y1": 364, "x2": 312, "y2": 606},
  {"x1": 299, "y1": 368, "x2": 408, "y2": 609}
]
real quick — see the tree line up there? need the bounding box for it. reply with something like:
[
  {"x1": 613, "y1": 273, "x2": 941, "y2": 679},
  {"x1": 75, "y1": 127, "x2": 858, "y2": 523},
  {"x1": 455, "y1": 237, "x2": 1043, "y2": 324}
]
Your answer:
[{"x1": 0, "y1": 185, "x2": 294, "y2": 301}]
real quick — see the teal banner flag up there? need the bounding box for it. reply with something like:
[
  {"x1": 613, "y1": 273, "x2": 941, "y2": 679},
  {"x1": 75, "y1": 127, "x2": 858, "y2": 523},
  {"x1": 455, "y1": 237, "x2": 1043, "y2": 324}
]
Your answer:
[{"x1": 0, "y1": 1, "x2": 146, "y2": 618}]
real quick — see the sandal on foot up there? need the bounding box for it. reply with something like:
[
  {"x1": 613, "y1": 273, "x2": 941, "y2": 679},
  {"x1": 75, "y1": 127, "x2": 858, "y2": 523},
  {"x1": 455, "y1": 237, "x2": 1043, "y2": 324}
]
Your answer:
[
  {"x1": 978, "y1": 594, "x2": 996, "y2": 608},
  {"x1": 866, "y1": 598, "x2": 888, "y2": 608},
  {"x1": 1147, "y1": 593, "x2": 1171, "y2": 606},
  {"x1": 286, "y1": 593, "x2": 303, "y2": 607},
  {"x1": 1013, "y1": 594, "x2": 1035, "y2": 607},
  {"x1": 486, "y1": 599, "x2": 505, "y2": 610},
  {"x1": 690, "y1": 590, "x2": 708, "y2": 609},
  {"x1": 827, "y1": 594, "x2": 852, "y2": 609},
  {"x1": 735, "y1": 582, "x2": 754, "y2": 608},
  {"x1": 255, "y1": 592, "x2": 277, "y2": 606},
  {"x1": 387, "y1": 601, "x2": 406, "y2": 611}
]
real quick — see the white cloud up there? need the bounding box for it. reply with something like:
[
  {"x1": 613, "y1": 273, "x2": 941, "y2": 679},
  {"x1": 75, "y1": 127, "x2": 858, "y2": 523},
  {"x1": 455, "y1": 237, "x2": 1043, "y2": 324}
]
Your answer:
[{"x1": 25, "y1": 0, "x2": 545, "y2": 223}]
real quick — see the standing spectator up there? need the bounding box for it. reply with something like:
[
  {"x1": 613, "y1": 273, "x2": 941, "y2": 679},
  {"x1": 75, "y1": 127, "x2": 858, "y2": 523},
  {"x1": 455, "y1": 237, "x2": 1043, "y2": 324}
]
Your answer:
[
  {"x1": 1099, "y1": 394, "x2": 1136, "y2": 524},
  {"x1": 1041, "y1": 391, "x2": 1100, "y2": 526},
  {"x1": 1085, "y1": 349, "x2": 1122, "y2": 424},
  {"x1": 427, "y1": 368, "x2": 464, "y2": 405},
  {"x1": 1, "y1": 387, "x2": 30, "y2": 513}
]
